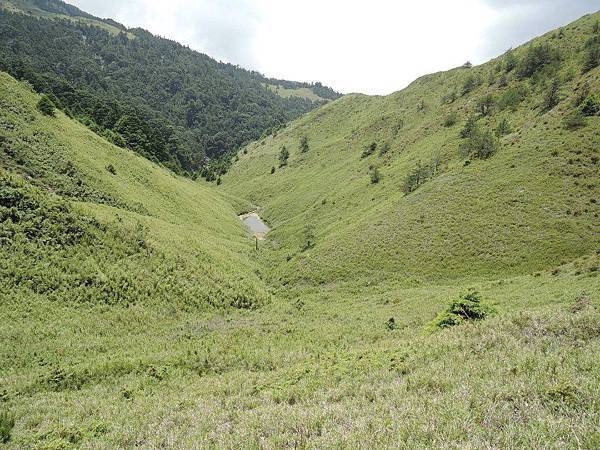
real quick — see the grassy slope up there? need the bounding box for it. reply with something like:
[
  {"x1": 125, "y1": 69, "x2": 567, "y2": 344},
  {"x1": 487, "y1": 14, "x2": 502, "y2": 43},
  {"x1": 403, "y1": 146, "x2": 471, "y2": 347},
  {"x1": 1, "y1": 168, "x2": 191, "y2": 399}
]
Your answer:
[
  {"x1": 0, "y1": 13, "x2": 599, "y2": 450},
  {"x1": 265, "y1": 83, "x2": 327, "y2": 102},
  {"x1": 0, "y1": 71, "x2": 270, "y2": 310},
  {"x1": 223, "y1": 12, "x2": 600, "y2": 289}
]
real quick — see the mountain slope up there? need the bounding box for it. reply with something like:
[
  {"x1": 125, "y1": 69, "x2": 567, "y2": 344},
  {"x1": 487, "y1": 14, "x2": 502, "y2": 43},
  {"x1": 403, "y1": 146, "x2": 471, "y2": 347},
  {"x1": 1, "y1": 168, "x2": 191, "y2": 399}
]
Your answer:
[
  {"x1": 222, "y1": 11, "x2": 600, "y2": 288},
  {"x1": 0, "y1": 0, "x2": 340, "y2": 175},
  {"x1": 1, "y1": 11, "x2": 600, "y2": 450},
  {"x1": 0, "y1": 71, "x2": 270, "y2": 309}
]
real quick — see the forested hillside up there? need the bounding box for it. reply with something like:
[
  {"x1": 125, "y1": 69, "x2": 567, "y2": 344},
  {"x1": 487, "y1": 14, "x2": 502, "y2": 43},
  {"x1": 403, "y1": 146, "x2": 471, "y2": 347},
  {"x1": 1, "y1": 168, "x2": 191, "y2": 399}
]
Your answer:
[{"x1": 0, "y1": 0, "x2": 340, "y2": 176}]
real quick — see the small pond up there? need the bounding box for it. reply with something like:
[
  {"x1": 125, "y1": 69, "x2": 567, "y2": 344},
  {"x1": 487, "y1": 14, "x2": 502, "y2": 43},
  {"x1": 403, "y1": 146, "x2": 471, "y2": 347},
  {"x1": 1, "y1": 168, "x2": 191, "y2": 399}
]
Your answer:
[{"x1": 240, "y1": 212, "x2": 270, "y2": 237}]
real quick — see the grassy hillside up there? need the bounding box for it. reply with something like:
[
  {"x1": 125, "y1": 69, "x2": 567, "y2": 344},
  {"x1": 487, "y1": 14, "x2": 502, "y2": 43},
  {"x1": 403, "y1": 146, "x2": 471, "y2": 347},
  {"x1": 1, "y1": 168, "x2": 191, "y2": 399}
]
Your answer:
[
  {"x1": 0, "y1": 11, "x2": 599, "y2": 449},
  {"x1": 222, "y1": 12, "x2": 600, "y2": 289},
  {"x1": 0, "y1": 72, "x2": 270, "y2": 310}
]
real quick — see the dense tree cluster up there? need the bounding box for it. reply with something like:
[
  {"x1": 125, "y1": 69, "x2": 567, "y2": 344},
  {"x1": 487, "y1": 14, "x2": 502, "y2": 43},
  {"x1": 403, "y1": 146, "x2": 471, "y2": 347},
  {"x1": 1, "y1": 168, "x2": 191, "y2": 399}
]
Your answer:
[{"x1": 0, "y1": 7, "x2": 339, "y2": 177}]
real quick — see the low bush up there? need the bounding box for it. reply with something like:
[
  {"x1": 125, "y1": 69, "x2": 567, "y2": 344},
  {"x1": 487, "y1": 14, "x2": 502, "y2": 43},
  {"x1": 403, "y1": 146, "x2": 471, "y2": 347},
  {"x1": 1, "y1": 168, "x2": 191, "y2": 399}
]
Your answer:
[
  {"x1": 443, "y1": 112, "x2": 459, "y2": 127},
  {"x1": 430, "y1": 291, "x2": 496, "y2": 329},
  {"x1": 461, "y1": 127, "x2": 499, "y2": 160},
  {"x1": 361, "y1": 142, "x2": 377, "y2": 158},
  {"x1": 580, "y1": 93, "x2": 600, "y2": 116},
  {"x1": 563, "y1": 110, "x2": 587, "y2": 130},
  {"x1": 369, "y1": 167, "x2": 380, "y2": 184},
  {"x1": 0, "y1": 410, "x2": 15, "y2": 443},
  {"x1": 36, "y1": 95, "x2": 56, "y2": 117}
]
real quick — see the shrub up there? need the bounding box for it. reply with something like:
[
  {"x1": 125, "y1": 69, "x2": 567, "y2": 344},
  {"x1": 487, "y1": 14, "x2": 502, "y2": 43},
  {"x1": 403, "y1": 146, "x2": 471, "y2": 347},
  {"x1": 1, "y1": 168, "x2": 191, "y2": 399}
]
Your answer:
[
  {"x1": 386, "y1": 318, "x2": 397, "y2": 330},
  {"x1": 379, "y1": 142, "x2": 390, "y2": 156},
  {"x1": 477, "y1": 94, "x2": 495, "y2": 116},
  {"x1": 300, "y1": 135, "x2": 309, "y2": 153},
  {"x1": 460, "y1": 116, "x2": 478, "y2": 138},
  {"x1": 0, "y1": 410, "x2": 14, "y2": 444},
  {"x1": 563, "y1": 110, "x2": 587, "y2": 130},
  {"x1": 441, "y1": 91, "x2": 458, "y2": 104},
  {"x1": 543, "y1": 77, "x2": 561, "y2": 111},
  {"x1": 461, "y1": 128, "x2": 499, "y2": 160},
  {"x1": 105, "y1": 164, "x2": 117, "y2": 175},
  {"x1": 270, "y1": 166, "x2": 275, "y2": 174},
  {"x1": 504, "y1": 49, "x2": 518, "y2": 72},
  {"x1": 278, "y1": 145, "x2": 289, "y2": 167},
  {"x1": 495, "y1": 117, "x2": 512, "y2": 137},
  {"x1": 361, "y1": 142, "x2": 377, "y2": 158},
  {"x1": 430, "y1": 291, "x2": 496, "y2": 329},
  {"x1": 402, "y1": 158, "x2": 441, "y2": 194},
  {"x1": 36, "y1": 94, "x2": 56, "y2": 116},
  {"x1": 498, "y1": 85, "x2": 528, "y2": 111},
  {"x1": 583, "y1": 35, "x2": 600, "y2": 73},
  {"x1": 462, "y1": 74, "x2": 481, "y2": 95},
  {"x1": 580, "y1": 93, "x2": 600, "y2": 116},
  {"x1": 369, "y1": 167, "x2": 381, "y2": 184},
  {"x1": 443, "y1": 112, "x2": 459, "y2": 127},
  {"x1": 301, "y1": 225, "x2": 315, "y2": 251},
  {"x1": 517, "y1": 43, "x2": 561, "y2": 79}
]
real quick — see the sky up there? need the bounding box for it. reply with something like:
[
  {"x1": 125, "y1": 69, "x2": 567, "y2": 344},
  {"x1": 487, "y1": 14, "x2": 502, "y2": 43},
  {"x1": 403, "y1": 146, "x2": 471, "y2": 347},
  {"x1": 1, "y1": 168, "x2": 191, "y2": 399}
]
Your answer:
[{"x1": 66, "y1": 0, "x2": 600, "y2": 95}]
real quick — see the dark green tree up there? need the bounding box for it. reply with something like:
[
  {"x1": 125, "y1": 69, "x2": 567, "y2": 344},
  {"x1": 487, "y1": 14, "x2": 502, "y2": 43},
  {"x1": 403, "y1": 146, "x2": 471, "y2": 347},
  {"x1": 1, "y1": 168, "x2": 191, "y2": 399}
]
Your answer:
[
  {"x1": 36, "y1": 95, "x2": 56, "y2": 116},
  {"x1": 477, "y1": 94, "x2": 495, "y2": 116},
  {"x1": 543, "y1": 78, "x2": 561, "y2": 111},
  {"x1": 300, "y1": 135, "x2": 309, "y2": 153},
  {"x1": 278, "y1": 145, "x2": 289, "y2": 167},
  {"x1": 495, "y1": 118, "x2": 512, "y2": 137}
]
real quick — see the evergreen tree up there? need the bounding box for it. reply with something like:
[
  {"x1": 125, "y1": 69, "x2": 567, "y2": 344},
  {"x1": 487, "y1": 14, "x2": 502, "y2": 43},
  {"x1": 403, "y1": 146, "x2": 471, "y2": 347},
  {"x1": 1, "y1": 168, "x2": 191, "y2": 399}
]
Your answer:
[
  {"x1": 300, "y1": 135, "x2": 309, "y2": 153},
  {"x1": 36, "y1": 95, "x2": 56, "y2": 116},
  {"x1": 279, "y1": 146, "x2": 289, "y2": 167},
  {"x1": 543, "y1": 78, "x2": 561, "y2": 111}
]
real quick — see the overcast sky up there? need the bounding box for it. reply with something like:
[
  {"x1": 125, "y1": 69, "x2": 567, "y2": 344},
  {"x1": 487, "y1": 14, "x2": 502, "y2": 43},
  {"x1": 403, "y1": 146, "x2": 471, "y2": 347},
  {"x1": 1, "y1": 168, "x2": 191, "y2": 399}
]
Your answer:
[{"x1": 66, "y1": 0, "x2": 600, "y2": 95}]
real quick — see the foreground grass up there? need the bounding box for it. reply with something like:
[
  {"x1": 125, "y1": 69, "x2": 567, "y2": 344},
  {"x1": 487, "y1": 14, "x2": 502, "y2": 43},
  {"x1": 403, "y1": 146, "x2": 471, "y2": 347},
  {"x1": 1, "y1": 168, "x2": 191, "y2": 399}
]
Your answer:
[{"x1": 1, "y1": 263, "x2": 598, "y2": 447}]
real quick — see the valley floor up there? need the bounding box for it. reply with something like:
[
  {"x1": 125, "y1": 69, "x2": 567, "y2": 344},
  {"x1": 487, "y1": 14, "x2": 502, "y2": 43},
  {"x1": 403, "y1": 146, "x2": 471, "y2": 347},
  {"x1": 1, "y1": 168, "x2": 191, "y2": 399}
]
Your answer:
[{"x1": 1, "y1": 261, "x2": 599, "y2": 448}]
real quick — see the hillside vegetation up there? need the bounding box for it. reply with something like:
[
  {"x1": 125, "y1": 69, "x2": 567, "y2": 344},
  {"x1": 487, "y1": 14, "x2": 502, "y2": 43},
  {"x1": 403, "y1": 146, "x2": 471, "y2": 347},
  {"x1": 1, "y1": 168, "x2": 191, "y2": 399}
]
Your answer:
[
  {"x1": 0, "y1": 9, "x2": 599, "y2": 449},
  {"x1": 223, "y1": 12, "x2": 600, "y2": 289},
  {"x1": 0, "y1": 0, "x2": 340, "y2": 176}
]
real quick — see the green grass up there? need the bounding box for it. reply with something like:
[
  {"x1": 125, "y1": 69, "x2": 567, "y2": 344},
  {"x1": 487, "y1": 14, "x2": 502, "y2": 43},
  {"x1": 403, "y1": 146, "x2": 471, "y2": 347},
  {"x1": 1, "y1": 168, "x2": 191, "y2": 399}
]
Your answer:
[
  {"x1": 223, "y1": 12, "x2": 600, "y2": 289},
  {"x1": 1, "y1": 10, "x2": 600, "y2": 449},
  {"x1": 265, "y1": 83, "x2": 328, "y2": 102}
]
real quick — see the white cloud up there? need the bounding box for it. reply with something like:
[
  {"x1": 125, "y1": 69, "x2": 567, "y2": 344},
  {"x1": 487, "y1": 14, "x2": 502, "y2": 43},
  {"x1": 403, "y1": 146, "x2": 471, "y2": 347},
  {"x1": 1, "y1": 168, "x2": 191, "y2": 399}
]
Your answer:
[{"x1": 66, "y1": 0, "x2": 600, "y2": 94}]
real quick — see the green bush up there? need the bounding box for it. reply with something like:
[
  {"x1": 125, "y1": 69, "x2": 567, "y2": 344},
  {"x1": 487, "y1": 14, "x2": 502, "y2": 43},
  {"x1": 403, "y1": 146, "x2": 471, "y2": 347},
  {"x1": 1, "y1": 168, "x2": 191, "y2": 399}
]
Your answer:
[
  {"x1": 430, "y1": 291, "x2": 496, "y2": 329},
  {"x1": 461, "y1": 127, "x2": 499, "y2": 160},
  {"x1": 583, "y1": 35, "x2": 600, "y2": 73},
  {"x1": 580, "y1": 94, "x2": 600, "y2": 116},
  {"x1": 495, "y1": 117, "x2": 512, "y2": 137},
  {"x1": 378, "y1": 142, "x2": 390, "y2": 156},
  {"x1": 462, "y1": 74, "x2": 481, "y2": 96},
  {"x1": 477, "y1": 94, "x2": 495, "y2": 116},
  {"x1": 369, "y1": 167, "x2": 380, "y2": 184},
  {"x1": 300, "y1": 135, "x2": 310, "y2": 153},
  {"x1": 0, "y1": 410, "x2": 15, "y2": 443},
  {"x1": 36, "y1": 94, "x2": 56, "y2": 116},
  {"x1": 498, "y1": 85, "x2": 528, "y2": 111},
  {"x1": 443, "y1": 112, "x2": 459, "y2": 127},
  {"x1": 361, "y1": 142, "x2": 377, "y2": 158},
  {"x1": 543, "y1": 78, "x2": 561, "y2": 111},
  {"x1": 563, "y1": 110, "x2": 587, "y2": 130},
  {"x1": 278, "y1": 145, "x2": 289, "y2": 167},
  {"x1": 517, "y1": 43, "x2": 561, "y2": 79}
]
